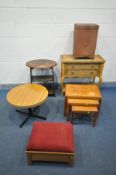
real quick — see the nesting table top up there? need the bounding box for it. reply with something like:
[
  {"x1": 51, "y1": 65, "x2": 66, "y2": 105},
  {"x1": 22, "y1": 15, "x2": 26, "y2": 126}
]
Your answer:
[{"x1": 65, "y1": 84, "x2": 102, "y2": 99}]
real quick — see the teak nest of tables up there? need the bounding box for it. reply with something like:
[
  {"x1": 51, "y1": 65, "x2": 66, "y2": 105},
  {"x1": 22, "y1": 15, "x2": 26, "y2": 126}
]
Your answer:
[{"x1": 64, "y1": 84, "x2": 102, "y2": 126}]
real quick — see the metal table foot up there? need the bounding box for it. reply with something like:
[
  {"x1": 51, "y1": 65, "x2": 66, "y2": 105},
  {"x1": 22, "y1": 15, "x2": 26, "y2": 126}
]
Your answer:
[{"x1": 16, "y1": 108, "x2": 46, "y2": 128}]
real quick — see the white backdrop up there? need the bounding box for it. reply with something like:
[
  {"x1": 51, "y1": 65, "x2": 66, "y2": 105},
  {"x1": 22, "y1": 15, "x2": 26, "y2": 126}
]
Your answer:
[{"x1": 0, "y1": 0, "x2": 116, "y2": 84}]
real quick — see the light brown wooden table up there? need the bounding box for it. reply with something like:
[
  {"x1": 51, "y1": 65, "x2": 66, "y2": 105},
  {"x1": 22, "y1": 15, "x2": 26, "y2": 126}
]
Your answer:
[
  {"x1": 7, "y1": 84, "x2": 48, "y2": 127},
  {"x1": 64, "y1": 84, "x2": 102, "y2": 116},
  {"x1": 61, "y1": 55, "x2": 105, "y2": 94}
]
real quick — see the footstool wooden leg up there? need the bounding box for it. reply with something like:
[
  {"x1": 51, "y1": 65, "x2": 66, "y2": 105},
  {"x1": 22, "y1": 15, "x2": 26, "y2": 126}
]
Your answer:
[
  {"x1": 68, "y1": 155, "x2": 74, "y2": 166},
  {"x1": 97, "y1": 98, "x2": 102, "y2": 118},
  {"x1": 69, "y1": 110, "x2": 73, "y2": 124},
  {"x1": 93, "y1": 112, "x2": 98, "y2": 127},
  {"x1": 26, "y1": 153, "x2": 32, "y2": 165}
]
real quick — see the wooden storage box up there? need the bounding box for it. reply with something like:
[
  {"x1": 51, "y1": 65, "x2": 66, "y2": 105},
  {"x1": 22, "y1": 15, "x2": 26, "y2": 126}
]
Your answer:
[{"x1": 73, "y1": 23, "x2": 99, "y2": 59}]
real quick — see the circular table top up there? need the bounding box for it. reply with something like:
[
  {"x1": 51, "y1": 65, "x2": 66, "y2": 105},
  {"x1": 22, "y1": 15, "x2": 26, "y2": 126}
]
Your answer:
[
  {"x1": 26, "y1": 59, "x2": 57, "y2": 69},
  {"x1": 7, "y1": 84, "x2": 48, "y2": 108}
]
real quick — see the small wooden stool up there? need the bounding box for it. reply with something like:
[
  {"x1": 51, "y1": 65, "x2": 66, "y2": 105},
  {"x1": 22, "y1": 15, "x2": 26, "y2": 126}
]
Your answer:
[
  {"x1": 70, "y1": 106, "x2": 98, "y2": 127},
  {"x1": 26, "y1": 122, "x2": 74, "y2": 166},
  {"x1": 67, "y1": 99, "x2": 99, "y2": 117}
]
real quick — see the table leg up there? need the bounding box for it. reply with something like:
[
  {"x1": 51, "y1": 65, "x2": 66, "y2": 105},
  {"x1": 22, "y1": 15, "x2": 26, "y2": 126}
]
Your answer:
[
  {"x1": 93, "y1": 77, "x2": 96, "y2": 83},
  {"x1": 51, "y1": 68, "x2": 55, "y2": 96},
  {"x1": 30, "y1": 68, "x2": 33, "y2": 83},
  {"x1": 64, "y1": 96, "x2": 67, "y2": 116},
  {"x1": 20, "y1": 115, "x2": 30, "y2": 128},
  {"x1": 97, "y1": 98, "x2": 102, "y2": 119},
  {"x1": 16, "y1": 108, "x2": 46, "y2": 128},
  {"x1": 92, "y1": 112, "x2": 98, "y2": 127},
  {"x1": 61, "y1": 76, "x2": 65, "y2": 95}
]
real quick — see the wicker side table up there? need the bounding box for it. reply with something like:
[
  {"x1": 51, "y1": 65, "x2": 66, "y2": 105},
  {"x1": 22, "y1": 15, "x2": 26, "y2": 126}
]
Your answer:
[{"x1": 26, "y1": 59, "x2": 57, "y2": 96}]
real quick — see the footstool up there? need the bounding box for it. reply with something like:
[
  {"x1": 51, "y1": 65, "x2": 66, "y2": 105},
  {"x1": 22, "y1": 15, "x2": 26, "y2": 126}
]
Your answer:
[{"x1": 26, "y1": 122, "x2": 75, "y2": 166}]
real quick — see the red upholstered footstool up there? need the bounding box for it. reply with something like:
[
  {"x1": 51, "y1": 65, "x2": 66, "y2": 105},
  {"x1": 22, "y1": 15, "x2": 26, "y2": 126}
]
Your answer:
[{"x1": 26, "y1": 122, "x2": 74, "y2": 165}]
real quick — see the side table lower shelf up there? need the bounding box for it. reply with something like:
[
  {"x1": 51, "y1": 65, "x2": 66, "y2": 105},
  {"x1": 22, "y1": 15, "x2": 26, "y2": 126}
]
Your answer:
[{"x1": 31, "y1": 75, "x2": 56, "y2": 96}]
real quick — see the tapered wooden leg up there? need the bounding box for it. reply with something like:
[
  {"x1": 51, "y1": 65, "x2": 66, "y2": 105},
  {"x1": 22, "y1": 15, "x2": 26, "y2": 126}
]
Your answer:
[
  {"x1": 97, "y1": 98, "x2": 102, "y2": 117},
  {"x1": 99, "y1": 76, "x2": 102, "y2": 85},
  {"x1": 67, "y1": 104, "x2": 71, "y2": 121},
  {"x1": 93, "y1": 112, "x2": 98, "y2": 127},
  {"x1": 68, "y1": 155, "x2": 74, "y2": 166},
  {"x1": 69, "y1": 110, "x2": 73, "y2": 123}
]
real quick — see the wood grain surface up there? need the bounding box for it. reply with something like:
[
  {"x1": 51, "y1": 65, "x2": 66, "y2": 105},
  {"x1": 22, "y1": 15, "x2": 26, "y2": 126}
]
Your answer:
[
  {"x1": 7, "y1": 84, "x2": 48, "y2": 108},
  {"x1": 65, "y1": 84, "x2": 102, "y2": 99}
]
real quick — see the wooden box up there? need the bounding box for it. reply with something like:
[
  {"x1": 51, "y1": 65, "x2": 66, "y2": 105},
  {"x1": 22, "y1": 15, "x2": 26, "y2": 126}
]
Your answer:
[{"x1": 73, "y1": 23, "x2": 99, "y2": 59}]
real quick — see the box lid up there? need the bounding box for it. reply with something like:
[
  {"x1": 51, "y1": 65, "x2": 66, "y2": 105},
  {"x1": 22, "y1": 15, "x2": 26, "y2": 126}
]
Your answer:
[{"x1": 74, "y1": 23, "x2": 99, "y2": 28}]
